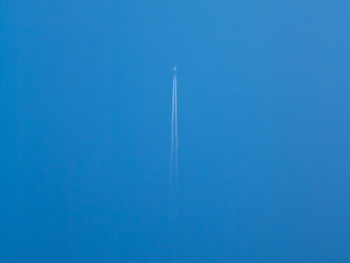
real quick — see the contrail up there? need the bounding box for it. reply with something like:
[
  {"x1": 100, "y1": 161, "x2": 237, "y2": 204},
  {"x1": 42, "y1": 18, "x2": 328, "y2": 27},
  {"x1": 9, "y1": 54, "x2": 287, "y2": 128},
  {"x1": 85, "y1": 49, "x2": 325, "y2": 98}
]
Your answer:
[
  {"x1": 170, "y1": 67, "x2": 178, "y2": 188},
  {"x1": 170, "y1": 73, "x2": 175, "y2": 184},
  {"x1": 174, "y1": 70, "x2": 178, "y2": 186}
]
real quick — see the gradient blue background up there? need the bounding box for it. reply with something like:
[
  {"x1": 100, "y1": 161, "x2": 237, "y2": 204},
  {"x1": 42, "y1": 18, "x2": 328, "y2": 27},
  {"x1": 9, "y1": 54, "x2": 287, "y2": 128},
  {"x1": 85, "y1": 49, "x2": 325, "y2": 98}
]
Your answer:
[{"x1": 1, "y1": 1, "x2": 350, "y2": 262}]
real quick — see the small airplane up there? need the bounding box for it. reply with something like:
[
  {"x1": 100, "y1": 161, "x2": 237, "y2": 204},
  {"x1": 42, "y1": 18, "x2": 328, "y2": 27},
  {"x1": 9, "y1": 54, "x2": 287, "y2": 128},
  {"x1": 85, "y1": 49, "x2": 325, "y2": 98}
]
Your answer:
[{"x1": 173, "y1": 66, "x2": 178, "y2": 71}]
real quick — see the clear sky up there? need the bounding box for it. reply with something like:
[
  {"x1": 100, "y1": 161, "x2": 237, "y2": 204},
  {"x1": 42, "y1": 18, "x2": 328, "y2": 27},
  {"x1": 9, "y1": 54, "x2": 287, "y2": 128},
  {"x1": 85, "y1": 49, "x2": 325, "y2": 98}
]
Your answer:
[{"x1": 1, "y1": 0, "x2": 350, "y2": 262}]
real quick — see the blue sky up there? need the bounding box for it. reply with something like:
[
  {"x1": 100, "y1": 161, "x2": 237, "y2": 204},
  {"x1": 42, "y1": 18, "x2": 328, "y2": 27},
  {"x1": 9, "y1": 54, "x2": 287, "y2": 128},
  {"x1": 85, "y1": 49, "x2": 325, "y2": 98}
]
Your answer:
[{"x1": 1, "y1": 0, "x2": 350, "y2": 262}]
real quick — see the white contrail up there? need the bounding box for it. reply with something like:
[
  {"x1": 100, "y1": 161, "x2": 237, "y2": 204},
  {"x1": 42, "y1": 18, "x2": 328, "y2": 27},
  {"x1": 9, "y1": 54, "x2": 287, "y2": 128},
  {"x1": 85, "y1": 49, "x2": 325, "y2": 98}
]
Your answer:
[
  {"x1": 170, "y1": 67, "x2": 178, "y2": 188},
  {"x1": 170, "y1": 73, "x2": 175, "y2": 183},
  {"x1": 174, "y1": 71, "x2": 178, "y2": 186}
]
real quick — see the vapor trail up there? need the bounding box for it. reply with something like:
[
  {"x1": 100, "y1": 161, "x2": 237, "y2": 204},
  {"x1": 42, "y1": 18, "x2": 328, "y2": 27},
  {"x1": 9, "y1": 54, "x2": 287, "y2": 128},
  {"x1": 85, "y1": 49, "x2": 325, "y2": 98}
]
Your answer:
[
  {"x1": 170, "y1": 74, "x2": 175, "y2": 183},
  {"x1": 170, "y1": 67, "x2": 178, "y2": 188},
  {"x1": 174, "y1": 72, "x2": 178, "y2": 186}
]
